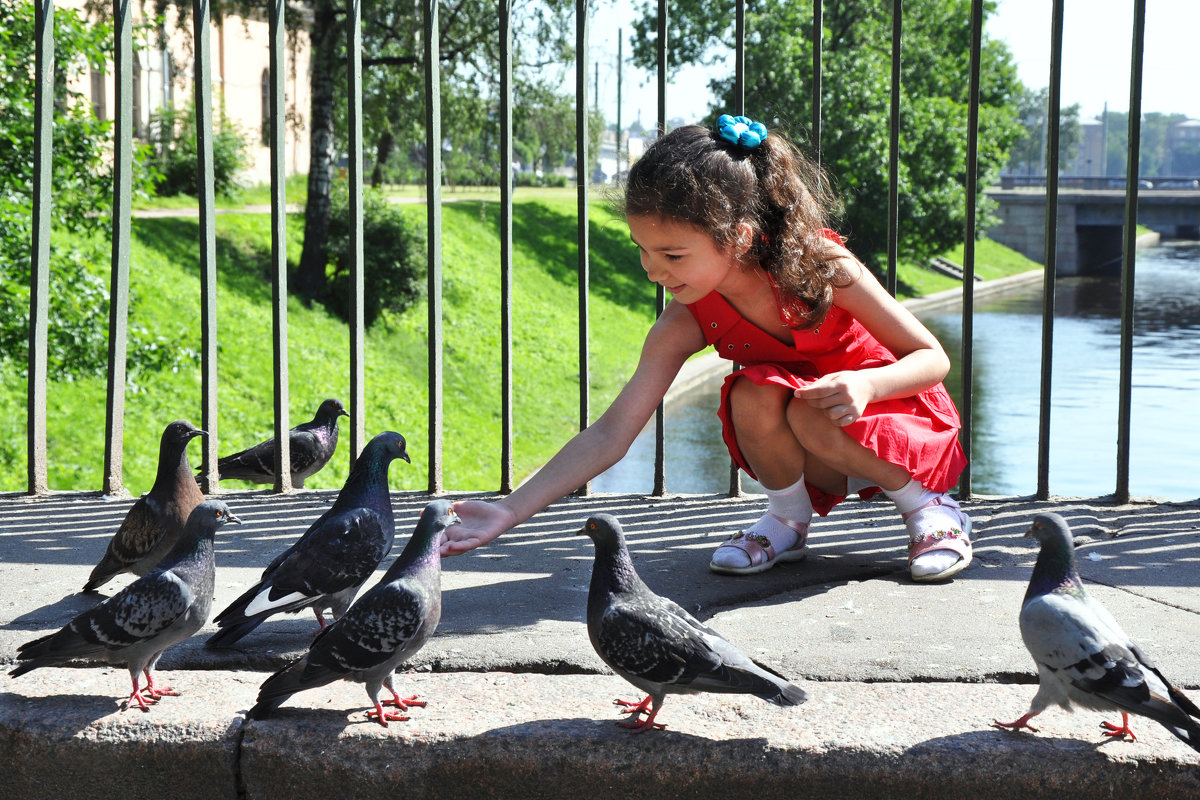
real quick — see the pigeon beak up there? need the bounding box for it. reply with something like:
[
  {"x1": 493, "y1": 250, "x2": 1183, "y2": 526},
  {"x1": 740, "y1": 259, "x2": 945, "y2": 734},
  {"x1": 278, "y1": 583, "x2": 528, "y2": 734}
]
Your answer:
[
  {"x1": 227, "y1": 512, "x2": 244, "y2": 525},
  {"x1": 401, "y1": 452, "x2": 412, "y2": 464},
  {"x1": 191, "y1": 429, "x2": 209, "y2": 440},
  {"x1": 339, "y1": 409, "x2": 350, "y2": 418}
]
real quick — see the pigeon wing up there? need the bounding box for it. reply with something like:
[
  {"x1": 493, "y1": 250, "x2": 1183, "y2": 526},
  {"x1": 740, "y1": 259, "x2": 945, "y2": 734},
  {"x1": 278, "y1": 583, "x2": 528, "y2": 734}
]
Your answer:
[
  {"x1": 307, "y1": 579, "x2": 432, "y2": 676},
  {"x1": 25, "y1": 571, "x2": 191, "y2": 663},
  {"x1": 597, "y1": 594, "x2": 722, "y2": 687},
  {"x1": 235, "y1": 507, "x2": 390, "y2": 619},
  {"x1": 1022, "y1": 591, "x2": 1172, "y2": 713},
  {"x1": 285, "y1": 429, "x2": 325, "y2": 475}
]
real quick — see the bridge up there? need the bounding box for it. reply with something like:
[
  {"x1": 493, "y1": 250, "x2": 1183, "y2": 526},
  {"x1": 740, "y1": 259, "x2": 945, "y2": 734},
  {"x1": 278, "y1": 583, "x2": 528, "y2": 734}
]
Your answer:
[{"x1": 985, "y1": 185, "x2": 1200, "y2": 275}]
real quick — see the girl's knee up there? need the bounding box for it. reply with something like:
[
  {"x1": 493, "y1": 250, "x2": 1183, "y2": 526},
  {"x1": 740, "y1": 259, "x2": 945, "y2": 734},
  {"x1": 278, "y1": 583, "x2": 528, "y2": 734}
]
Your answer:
[{"x1": 729, "y1": 378, "x2": 789, "y2": 433}]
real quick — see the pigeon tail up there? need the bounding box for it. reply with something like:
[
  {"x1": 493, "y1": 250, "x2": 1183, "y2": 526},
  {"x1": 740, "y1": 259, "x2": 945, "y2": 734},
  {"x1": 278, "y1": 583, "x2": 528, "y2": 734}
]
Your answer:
[
  {"x1": 247, "y1": 655, "x2": 340, "y2": 719},
  {"x1": 205, "y1": 617, "x2": 266, "y2": 650},
  {"x1": 770, "y1": 680, "x2": 809, "y2": 707}
]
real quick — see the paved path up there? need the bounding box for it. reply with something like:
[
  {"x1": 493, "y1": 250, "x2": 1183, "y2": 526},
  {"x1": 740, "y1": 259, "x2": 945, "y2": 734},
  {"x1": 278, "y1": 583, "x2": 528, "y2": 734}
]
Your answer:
[{"x1": 3, "y1": 489, "x2": 1200, "y2": 798}]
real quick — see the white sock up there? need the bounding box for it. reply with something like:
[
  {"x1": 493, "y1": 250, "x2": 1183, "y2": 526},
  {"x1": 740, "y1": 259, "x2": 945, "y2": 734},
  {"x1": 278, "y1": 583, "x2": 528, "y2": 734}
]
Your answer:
[
  {"x1": 886, "y1": 478, "x2": 961, "y2": 576},
  {"x1": 713, "y1": 477, "x2": 812, "y2": 568},
  {"x1": 883, "y1": 477, "x2": 939, "y2": 515}
]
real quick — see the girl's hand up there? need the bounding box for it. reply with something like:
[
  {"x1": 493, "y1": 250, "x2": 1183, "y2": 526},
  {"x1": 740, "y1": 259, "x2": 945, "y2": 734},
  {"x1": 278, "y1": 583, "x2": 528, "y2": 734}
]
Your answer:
[
  {"x1": 441, "y1": 499, "x2": 519, "y2": 556},
  {"x1": 794, "y1": 371, "x2": 873, "y2": 427}
]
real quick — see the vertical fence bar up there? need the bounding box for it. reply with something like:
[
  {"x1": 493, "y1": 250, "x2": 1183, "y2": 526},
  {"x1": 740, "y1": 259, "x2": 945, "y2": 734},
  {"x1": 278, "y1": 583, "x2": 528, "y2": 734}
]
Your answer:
[
  {"x1": 733, "y1": 0, "x2": 744, "y2": 110},
  {"x1": 651, "y1": 0, "x2": 667, "y2": 496},
  {"x1": 575, "y1": 0, "x2": 591, "y2": 495},
  {"x1": 616, "y1": 33, "x2": 622, "y2": 181},
  {"x1": 885, "y1": 0, "x2": 901, "y2": 297},
  {"x1": 103, "y1": 0, "x2": 132, "y2": 496},
  {"x1": 811, "y1": 0, "x2": 822, "y2": 161},
  {"x1": 347, "y1": 0, "x2": 365, "y2": 471},
  {"x1": 424, "y1": 0, "x2": 444, "y2": 493},
  {"x1": 500, "y1": 0, "x2": 514, "y2": 493},
  {"x1": 27, "y1": 0, "x2": 53, "y2": 495},
  {"x1": 1035, "y1": 0, "x2": 1064, "y2": 500},
  {"x1": 727, "y1": 0, "x2": 745, "y2": 498},
  {"x1": 958, "y1": 0, "x2": 983, "y2": 499},
  {"x1": 193, "y1": 0, "x2": 219, "y2": 491},
  {"x1": 1115, "y1": 0, "x2": 1146, "y2": 504},
  {"x1": 269, "y1": 0, "x2": 291, "y2": 491}
]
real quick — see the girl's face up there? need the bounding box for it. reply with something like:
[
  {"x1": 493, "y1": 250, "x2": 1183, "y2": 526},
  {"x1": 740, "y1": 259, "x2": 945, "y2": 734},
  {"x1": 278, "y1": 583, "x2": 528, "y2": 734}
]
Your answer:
[{"x1": 627, "y1": 214, "x2": 749, "y2": 304}]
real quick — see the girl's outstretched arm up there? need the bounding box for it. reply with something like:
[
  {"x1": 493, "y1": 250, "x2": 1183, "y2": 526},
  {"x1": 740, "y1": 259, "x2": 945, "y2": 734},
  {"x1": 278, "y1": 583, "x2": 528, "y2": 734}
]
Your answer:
[{"x1": 443, "y1": 301, "x2": 705, "y2": 555}]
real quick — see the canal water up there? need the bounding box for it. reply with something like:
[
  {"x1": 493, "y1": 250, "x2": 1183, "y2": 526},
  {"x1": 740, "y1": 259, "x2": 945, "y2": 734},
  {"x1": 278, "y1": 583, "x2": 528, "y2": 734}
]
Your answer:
[{"x1": 594, "y1": 242, "x2": 1200, "y2": 501}]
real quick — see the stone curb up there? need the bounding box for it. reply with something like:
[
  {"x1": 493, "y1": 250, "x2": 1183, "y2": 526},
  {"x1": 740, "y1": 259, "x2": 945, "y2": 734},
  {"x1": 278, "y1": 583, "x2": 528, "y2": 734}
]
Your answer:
[{"x1": 4, "y1": 669, "x2": 1199, "y2": 800}]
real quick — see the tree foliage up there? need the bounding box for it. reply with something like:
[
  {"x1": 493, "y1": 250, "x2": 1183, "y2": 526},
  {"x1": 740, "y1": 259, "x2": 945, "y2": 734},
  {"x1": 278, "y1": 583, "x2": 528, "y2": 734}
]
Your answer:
[
  {"x1": 628, "y1": 0, "x2": 1025, "y2": 269},
  {"x1": 1006, "y1": 86, "x2": 1081, "y2": 176},
  {"x1": 146, "y1": 99, "x2": 250, "y2": 197},
  {"x1": 0, "y1": 0, "x2": 172, "y2": 382},
  {"x1": 1097, "y1": 111, "x2": 1195, "y2": 177}
]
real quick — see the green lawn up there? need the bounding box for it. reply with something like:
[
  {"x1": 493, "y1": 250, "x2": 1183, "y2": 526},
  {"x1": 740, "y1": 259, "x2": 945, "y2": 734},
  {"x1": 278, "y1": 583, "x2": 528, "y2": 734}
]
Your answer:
[{"x1": 1, "y1": 185, "x2": 1039, "y2": 494}]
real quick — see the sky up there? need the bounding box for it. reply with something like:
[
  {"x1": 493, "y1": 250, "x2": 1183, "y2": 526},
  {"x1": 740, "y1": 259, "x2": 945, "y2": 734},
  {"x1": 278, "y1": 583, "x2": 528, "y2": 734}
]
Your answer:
[{"x1": 586, "y1": 0, "x2": 1200, "y2": 127}]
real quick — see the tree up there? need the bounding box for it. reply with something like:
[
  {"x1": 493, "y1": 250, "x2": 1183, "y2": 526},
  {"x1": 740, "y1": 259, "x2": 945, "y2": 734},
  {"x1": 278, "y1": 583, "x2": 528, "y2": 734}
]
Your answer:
[
  {"x1": 294, "y1": 0, "x2": 582, "y2": 300},
  {"x1": 627, "y1": 0, "x2": 1025, "y2": 269},
  {"x1": 1006, "y1": 86, "x2": 1081, "y2": 176},
  {"x1": 1098, "y1": 111, "x2": 1190, "y2": 177},
  {"x1": 0, "y1": 0, "x2": 165, "y2": 379}
]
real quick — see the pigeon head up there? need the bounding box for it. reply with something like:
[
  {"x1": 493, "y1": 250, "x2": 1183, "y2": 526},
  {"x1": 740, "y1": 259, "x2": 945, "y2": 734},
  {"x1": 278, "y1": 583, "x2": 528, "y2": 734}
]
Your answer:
[
  {"x1": 189, "y1": 499, "x2": 244, "y2": 532},
  {"x1": 161, "y1": 419, "x2": 207, "y2": 449},
  {"x1": 1026, "y1": 512, "x2": 1075, "y2": 552},
  {"x1": 155, "y1": 420, "x2": 207, "y2": 484},
  {"x1": 418, "y1": 499, "x2": 461, "y2": 543},
  {"x1": 578, "y1": 514, "x2": 626, "y2": 552},
  {"x1": 362, "y1": 431, "x2": 412, "y2": 465},
  {"x1": 316, "y1": 398, "x2": 350, "y2": 422},
  {"x1": 1024, "y1": 512, "x2": 1082, "y2": 596}
]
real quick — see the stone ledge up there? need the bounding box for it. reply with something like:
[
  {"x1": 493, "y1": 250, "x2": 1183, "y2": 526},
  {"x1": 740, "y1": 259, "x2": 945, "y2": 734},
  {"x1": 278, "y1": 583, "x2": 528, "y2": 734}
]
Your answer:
[{"x1": 4, "y1": 669, "x2": 1199, "y2": 800}]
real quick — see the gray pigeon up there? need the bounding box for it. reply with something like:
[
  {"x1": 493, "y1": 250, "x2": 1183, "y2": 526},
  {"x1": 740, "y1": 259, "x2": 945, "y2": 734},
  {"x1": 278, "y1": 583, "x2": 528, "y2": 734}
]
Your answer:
[
  {"x1": 206, "y1": 431, "x2": 410, "y2": 649},
  {"x1": 994, "y1": 512, "x2": 1200, "y2": 751},
  {"x1": 11, "y1": 500, "x2": 242, "y2": 710},
  {"x1": 202, "y1": 398, "x2": 349, "y2": 488},
  {"x1": 247, "y1": 500, "x2": 458, "y2": 726},
  {"x1": 84, "y1": 420, "x2": 207, "y2": 592},
  {"x1": 578, "y1": 514, "x2": 808, "y2": 732}
]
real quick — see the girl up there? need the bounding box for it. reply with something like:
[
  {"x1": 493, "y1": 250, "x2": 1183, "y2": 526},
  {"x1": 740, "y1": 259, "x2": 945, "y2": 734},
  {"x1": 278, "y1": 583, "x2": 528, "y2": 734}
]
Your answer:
[{"x1": 443, "y1": 115, "x2": 971, "y2": 583}]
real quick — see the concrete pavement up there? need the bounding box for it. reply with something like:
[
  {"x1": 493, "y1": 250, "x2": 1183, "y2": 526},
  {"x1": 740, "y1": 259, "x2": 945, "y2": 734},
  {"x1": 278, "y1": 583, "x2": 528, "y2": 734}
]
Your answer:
[{"x1": 3, "y1": 489, "x2": 1200, "y2": 799}]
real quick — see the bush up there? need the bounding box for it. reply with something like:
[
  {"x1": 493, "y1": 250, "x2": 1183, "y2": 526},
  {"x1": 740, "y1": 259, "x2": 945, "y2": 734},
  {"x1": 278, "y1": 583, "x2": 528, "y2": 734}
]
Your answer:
[
  {"x1": 147, "y1": 100, "x2": 248, "y2": 198},
  {"x1": 325, "y1": 185, "x2": 427, "y2": 326}
]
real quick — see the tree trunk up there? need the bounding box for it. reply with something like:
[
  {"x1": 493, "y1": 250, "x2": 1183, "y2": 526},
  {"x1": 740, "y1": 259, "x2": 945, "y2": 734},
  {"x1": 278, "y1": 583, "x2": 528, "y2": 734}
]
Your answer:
[
  {"x1": 295, "y1": 0, "x2": 339, "y2": 300},
  {"x1": 370, "y1": 128, "x2": 394, "y2": 188}
]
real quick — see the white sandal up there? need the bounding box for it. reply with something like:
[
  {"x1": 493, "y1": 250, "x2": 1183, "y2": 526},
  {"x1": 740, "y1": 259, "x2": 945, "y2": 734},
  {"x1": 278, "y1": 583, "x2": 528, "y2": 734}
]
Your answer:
[
  {"x1": 708, "y1": 514, "x2": 810, "y2": 576},
  {"x1": 903, "y1": 495, "x2": 973, "y2": 581}
]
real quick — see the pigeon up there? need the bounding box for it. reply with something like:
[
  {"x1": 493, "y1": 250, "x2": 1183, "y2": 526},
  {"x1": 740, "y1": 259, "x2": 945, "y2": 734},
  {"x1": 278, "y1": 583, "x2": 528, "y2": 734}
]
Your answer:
[
  {"x1": 993, "y1": 512, "x2": 1200, "y2": 752},
  {"x1": 578, "y1": 513, "x2": 808, "y2": 732},
  {"x1": 11, "y1": 500, "x2": 242, "y2": 710},
  {"x1": 84, "y1": 420, "x2": 207, "y2": 592},
  {"x1": 206, "y1": 431, "x2": 411, "y2": 649},
  {"x1": 247, "y1": 499, "x2": 458, "y2": 726},
  {"x1": 201, "y1": 397, "x2": 349, "y2": 488}
]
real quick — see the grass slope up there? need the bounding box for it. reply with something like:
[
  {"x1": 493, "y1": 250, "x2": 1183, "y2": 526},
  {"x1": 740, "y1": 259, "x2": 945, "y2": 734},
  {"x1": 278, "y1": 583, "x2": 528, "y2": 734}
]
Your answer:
[{"x1": 0, "y1": 192, "x2": 656, "y2": 493}]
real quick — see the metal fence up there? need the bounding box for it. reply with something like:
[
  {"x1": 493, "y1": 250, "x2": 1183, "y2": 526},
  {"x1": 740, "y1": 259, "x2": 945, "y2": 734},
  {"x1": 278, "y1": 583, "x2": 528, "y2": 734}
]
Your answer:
[{"x1": 23, "y1": 0, "x2": 1150, "y2": 502}]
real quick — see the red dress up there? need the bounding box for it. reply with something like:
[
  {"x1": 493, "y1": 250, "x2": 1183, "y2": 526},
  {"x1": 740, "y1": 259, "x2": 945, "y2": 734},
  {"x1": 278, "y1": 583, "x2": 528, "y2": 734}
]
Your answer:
[{"x1": 684, "y1": 263, "x2": 967, "y2": 516}]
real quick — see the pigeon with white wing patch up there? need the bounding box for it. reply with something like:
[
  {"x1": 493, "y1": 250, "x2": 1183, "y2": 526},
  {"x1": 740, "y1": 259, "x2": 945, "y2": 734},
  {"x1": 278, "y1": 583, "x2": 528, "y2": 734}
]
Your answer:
[{"x1": 206, "y1": 431, "x2": 409, "y2": 649}]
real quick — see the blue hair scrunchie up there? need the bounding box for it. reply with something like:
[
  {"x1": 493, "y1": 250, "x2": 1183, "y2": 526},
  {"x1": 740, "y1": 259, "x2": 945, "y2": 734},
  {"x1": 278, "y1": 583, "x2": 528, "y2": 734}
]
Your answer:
[{"x1": 717, "y1": 114, "x2": 768, "y2": 149}]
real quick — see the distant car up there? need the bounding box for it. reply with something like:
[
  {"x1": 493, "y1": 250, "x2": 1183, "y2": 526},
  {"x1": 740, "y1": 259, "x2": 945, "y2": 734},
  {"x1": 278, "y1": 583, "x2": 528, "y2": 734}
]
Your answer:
[{"x1": 1155, "y1": 179, "x2": 1200, "y2": 189}]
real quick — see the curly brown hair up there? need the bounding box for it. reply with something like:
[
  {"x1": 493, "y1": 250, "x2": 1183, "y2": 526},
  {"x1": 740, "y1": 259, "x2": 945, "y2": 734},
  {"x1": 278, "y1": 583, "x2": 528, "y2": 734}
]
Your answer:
[{"x1": 619, "y1": 124, "x2": 844, "y2": 329}]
